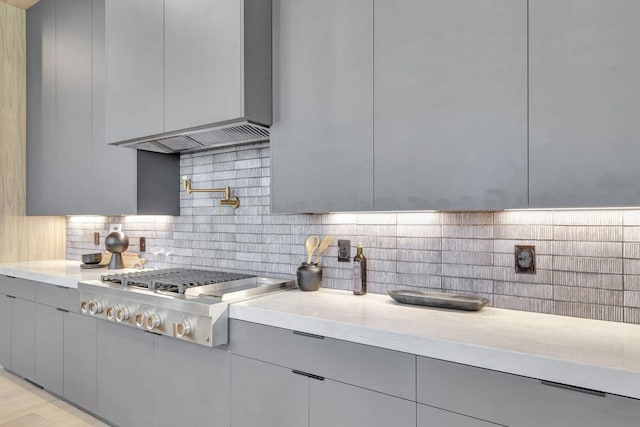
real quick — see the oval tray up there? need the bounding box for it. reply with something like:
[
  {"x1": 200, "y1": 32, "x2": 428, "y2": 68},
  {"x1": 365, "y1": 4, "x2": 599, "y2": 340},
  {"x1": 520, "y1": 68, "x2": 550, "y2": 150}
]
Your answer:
[{"x1": 388, "y1": 290, "x2": 489, "y2": 311}]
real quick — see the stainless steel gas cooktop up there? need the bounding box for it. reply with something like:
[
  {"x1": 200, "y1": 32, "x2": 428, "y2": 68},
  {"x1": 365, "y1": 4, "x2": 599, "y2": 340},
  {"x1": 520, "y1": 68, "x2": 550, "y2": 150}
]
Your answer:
[{"x1": 78, "y1": 268, "x2": 295, "y2": 347}]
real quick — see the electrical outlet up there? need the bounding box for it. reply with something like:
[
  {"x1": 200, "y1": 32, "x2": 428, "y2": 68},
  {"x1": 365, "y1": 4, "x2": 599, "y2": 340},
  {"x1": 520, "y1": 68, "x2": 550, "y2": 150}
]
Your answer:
[
  {"x1": 515, "y1": 245, "x2": 536, "y2": 274},
  {"x1": 140, "y1": 237, "x2": 146, "y2": 252},
  {"x1": 338, "y1": 240, "x2": 351, "y2": 262},
  {"x1": 93, "y1": 232, "x2": 100, "y2": 246}
]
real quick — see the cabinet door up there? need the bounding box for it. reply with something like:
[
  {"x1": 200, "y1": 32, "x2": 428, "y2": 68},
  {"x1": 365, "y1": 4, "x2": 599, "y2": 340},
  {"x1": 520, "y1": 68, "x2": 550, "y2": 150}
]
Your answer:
[
  {"x1": 105, "y1": 0, "x2": 164, "y2": 143},
  {"x1": 64, "y1": 312, "x2": 97, "y2": 413},
  {"x1": 97, "y1": 321, "x2": 154, "y2": 427},
  {"x1": 164, "y1": 0, "x2": 242, "y2": 131},
  {"x1": 374, "y1": 0, "x2": 527, "y2": 210},
  {"x1": 529, "y1": 0, "x2": 640, "y2": 207},
  {"x1": 154, "y1": 335, "x2": 230, "y2": 427},
  {"x1": 26, "y1": 0, "x2": 57, "y2": 215},
  {"x1": 418, "y1": 404, "x2": 500, "y2": 427},
  {"x1": 309, "y1": 378, "x2": 416, "y2": 427},
  {"x1": 11, "y1": 298, "x2": 36, "y2": 381},
  {"x1": 417, "y1": 356, "x2": 640, "y2": 427},
  {"x1": 35, "y1": 304, "x2": 64, "y2": 395},
  {"x1": 55, "y1": 0, "x2": 93, "y2": 214},
  {"x1": 271, "y1": 0, "x2": 374, "y2": 213},
  {"x1": 0, "y1": 295, "x2": 11, "y2": 369},
  {"x1": 231, "y1": 354, "x2": 308, "y2": 427}
]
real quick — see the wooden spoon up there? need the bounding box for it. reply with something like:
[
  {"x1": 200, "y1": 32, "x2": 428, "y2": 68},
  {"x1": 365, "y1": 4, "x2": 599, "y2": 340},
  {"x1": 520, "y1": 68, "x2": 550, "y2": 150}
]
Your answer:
[
  {"x1": 313, "y1": 236, "x2": 333, "y2": 264},
  {"x1": 305, "y1": 235, "x2": 320, "y2": 264}
]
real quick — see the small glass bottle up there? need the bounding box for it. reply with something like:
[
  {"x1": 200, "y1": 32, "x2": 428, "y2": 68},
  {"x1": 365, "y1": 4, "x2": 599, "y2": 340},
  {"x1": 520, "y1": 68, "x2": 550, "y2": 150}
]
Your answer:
[{"x1": 353, "y1": 243, "x2": 367, "y2": 295}]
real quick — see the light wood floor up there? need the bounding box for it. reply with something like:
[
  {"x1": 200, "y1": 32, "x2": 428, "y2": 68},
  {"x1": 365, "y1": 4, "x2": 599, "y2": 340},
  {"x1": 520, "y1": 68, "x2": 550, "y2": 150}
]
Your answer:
[{"x1": 0, "y1": 369, "x2": 107, "y2": 427}]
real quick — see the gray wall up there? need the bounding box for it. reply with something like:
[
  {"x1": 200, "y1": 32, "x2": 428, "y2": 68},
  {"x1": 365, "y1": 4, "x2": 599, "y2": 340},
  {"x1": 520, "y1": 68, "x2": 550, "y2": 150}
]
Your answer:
[{"x1": 67, "y1": 142, "x2": 640, "y2": 324}]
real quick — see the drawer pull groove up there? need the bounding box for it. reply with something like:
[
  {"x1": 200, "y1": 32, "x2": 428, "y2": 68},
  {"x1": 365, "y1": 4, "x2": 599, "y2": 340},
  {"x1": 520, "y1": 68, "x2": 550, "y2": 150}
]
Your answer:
[
  {"x1": 292, "y1": 369, "x2": 325, "y2": 381},
  {"x1": 56, "y1": 308, "x2": 69, "y2": 313},
  {"x1": 6, "y1": 295, "x2": 16, "y2": 299},
  {"x1": 541, "y1": 380, "x2": 605, "y2": 397},
  {"x1": 292, "y1": 330, "x2": 324, "y2": 340}
]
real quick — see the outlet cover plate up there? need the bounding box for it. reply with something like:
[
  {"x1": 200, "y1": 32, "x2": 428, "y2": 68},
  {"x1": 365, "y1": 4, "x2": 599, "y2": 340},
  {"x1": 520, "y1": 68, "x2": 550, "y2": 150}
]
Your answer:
[
  {"x1": 338, "y1": 240, "x2": 351, "y2": 262},
  {"x1": 515, "y1": 245, "x2": 536, "y2": 274}
]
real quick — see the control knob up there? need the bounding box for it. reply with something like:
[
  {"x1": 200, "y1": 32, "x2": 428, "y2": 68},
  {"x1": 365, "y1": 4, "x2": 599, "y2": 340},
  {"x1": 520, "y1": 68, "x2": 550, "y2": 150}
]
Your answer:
[
  {"x1": 88, "y1": 301, "x2": 103, "y2": 316},
  {"x1": 176, "y1": 320, "x2": 192, "y2": 338},
  {"x1": 146, "y1": 314, "x2": 162, "y2": 330},
  {"x1": 115, "y1": 307, "x2": 130, "y2": 323},
  {"x1": 80, "y1": 300, "x2": 90, "y2": 314},
  {"x1": 135, "y1": 312, "x2": 148, "y2": 329},
  {"x1": 106, "y1": 305, "x2": 119, "y2": 321}
]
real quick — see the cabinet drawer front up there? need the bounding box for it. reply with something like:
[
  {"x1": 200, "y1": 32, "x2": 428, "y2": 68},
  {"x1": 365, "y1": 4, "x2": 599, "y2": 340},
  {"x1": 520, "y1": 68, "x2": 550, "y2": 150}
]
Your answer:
[
  {"x1": 418, "y1": 404, "x2": 500, "y2": 427},
  {"x1": 229, "y1": 320, "x2": 415, "y2": 400},
  {"x1": 418, "y1": 356, "x2": 640, "y2": 427},
  {"x1": 310, "y1": 378, "x2": 416, "y2": 427},
  {"x1": 36, "y1": 284, "x2": 79, "y2": 313},
  {"x1": 0, "y1": 276, "x2": 36, "y2": 301}
]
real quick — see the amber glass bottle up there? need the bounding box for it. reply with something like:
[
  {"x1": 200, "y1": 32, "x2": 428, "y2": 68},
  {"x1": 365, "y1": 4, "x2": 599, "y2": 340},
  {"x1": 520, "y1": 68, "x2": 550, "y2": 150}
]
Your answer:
[{"x1": 353, "y1": 243, "x2": 367, "y2": 295}]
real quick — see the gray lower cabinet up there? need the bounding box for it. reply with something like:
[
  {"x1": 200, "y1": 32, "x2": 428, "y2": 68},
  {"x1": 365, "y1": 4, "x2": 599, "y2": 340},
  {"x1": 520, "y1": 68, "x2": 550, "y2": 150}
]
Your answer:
[
  {"x1": 63, "y1": 311, "x2": 97, "y2": 414},
  {"x1": 154, "y1": 335, "x2": 230, "y2": 427},
  {"x1": 97, "y1": 321, "x2": 154, "y2": 427},
  {"x1": 373, "y1": 0, "x2": 528, "y2": 210},
  {"x1": 529, "y1": 0, "x2": 640, "y2": 207},
  {"x1": 417, "y1": 404, "x2": 500, "y2": 427},
  {"x1": 230, "y1": 354, "x2": 308, "y2": 427},
  {"x1": 0, "y1": 295, "x2": 12, "y2": 369},
  {"x1": 270, "y1": 0, "x2": 374, "y2": 213},
  {"x1": 35, "y1": 304, "x2": 64, "y2": 395},
  {"x1": 417, "y1": 356, "x2": 640, "y2": 427},
  {"x1": 11, "y1": 298, "x2": 36, "y2": 381},
  {"x1": 229, "y1": 320, "x2": 417, "y2": 427},
  {"x1": 309, "y1": 378, "x2": 415, "y2": 427}
]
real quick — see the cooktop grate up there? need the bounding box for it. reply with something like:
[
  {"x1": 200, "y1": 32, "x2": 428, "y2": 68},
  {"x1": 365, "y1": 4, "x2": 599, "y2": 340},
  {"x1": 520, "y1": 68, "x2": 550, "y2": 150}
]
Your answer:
[{"x1": 101, "y1": 269, "x2": 255, "y2": 294}]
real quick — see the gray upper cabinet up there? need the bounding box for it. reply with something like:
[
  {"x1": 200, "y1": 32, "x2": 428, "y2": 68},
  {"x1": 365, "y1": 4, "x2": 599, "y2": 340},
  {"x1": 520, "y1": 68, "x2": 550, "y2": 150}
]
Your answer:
[
  {"x1": 105, "y1": 0, "x2": 164, "y2": 143},
  {"x1": 26, "y1": 0, "x2": 179, "y2": 216},
  {"x1": 270, "y1": 0, "x2": 374, "y2": 213},
  {"x1": 374, "y1": 0, "x2": 528, "y2": 211},
  {"x1": 529, "y1": 0, "x2": 640, "y2": 207}
]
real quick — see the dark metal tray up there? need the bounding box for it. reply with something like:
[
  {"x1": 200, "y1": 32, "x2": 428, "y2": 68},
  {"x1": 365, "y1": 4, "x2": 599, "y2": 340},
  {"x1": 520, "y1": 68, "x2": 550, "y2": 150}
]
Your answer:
[{"x1": 388, "y1": 290, "x2": 489, "y2": 311}]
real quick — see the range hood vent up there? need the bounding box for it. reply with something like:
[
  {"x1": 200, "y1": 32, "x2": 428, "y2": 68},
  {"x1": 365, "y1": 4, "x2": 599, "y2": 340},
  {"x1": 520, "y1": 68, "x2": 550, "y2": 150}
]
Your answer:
[{"x1": 112, "y1": 121, "x2": 270, "y2": 154}]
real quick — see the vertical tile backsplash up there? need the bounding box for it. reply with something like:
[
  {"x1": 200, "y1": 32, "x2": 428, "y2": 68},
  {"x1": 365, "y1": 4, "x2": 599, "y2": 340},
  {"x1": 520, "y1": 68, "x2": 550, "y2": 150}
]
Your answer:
[{"x1": 67, "y1": 142, "x2": 640, "y2": 324}]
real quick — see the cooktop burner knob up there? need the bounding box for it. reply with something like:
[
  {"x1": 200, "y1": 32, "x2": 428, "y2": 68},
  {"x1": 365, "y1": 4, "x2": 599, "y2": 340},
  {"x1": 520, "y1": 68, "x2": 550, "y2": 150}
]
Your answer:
[
  {"x1": 89, "y1": 301, "x2": 103, "y2": 316},
  {"x1": 80, "y1": 301, "x2": 90, "y2": 314},
  {"x1": 106, "y1": 305, "x2": 119, "y2": 321},
  {"x1": 116, "y1": 307, "x2": 130, "y2": 323},
  {"x1": 146, "y1": 314, "x2": 162, "y2": 330},
  {"x1": 176, "y1": 320, "x2": 192, "y2": 338},
  {"x1": 135, "y1": 312, "x2": 148, "y2": 329}
]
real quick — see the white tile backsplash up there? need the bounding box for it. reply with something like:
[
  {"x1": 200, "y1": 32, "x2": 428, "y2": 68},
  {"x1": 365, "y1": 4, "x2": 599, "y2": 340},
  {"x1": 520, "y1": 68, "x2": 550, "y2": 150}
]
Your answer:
[{"x1": 66, "y1": 142, "x2": 640, "y2": 324}]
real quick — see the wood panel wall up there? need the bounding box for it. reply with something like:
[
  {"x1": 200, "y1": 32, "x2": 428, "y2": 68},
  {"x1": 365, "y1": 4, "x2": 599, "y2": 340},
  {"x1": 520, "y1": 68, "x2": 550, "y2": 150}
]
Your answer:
[
  {"x1": 0, "y1": 2, "x2": 65, "y2": 263},
  {"x1": 0, "y1": 0, "x2": 39, "y2": 10}
]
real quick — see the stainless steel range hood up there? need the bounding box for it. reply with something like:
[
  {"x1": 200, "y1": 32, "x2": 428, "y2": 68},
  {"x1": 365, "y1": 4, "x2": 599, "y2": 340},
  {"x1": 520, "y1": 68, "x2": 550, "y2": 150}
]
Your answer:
[
  {"x1": 108, "y1": 0, "x2": 272, "y2": 154},
  {"x1": 111, "y1": 120, "x2": 270, "y2": 154}
]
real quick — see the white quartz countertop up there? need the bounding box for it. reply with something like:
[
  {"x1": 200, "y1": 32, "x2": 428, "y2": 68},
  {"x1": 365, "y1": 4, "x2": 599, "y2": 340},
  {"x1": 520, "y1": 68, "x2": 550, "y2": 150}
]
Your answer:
[
  {"x1": 0, "y1": 260, "x2": 138, "y2": 288},
  {"x1": 230, "y1": 288, "x2": 640, "y2": 400}
]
